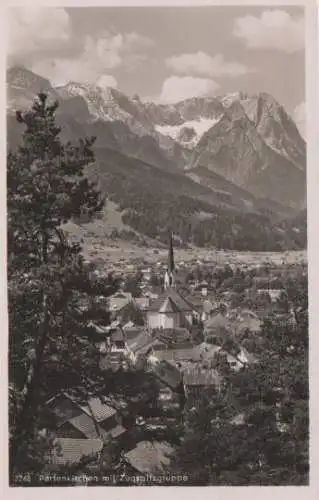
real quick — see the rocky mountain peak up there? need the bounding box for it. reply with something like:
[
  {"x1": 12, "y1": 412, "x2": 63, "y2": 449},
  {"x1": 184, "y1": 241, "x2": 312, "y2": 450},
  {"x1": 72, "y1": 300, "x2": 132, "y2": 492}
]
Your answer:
[
  {"x1": 7, "y1": 66, "x2": 52, "y2": 92},
  {"x1": 7, "y1": 66, "x2": 306, "y2": 209}
]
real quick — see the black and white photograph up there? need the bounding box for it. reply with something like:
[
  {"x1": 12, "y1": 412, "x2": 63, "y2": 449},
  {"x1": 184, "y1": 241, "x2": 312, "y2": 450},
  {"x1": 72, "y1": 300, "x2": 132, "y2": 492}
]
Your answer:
[{"x1": 6, "y1": 1, "x2": 310, "y2": 488}]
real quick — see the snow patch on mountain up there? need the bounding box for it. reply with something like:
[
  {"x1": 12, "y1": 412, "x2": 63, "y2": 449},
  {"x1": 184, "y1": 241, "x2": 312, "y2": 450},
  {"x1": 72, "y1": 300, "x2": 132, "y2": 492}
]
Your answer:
[{"x1": 155, "y1": 117, "x2": 222, "y2": 146}]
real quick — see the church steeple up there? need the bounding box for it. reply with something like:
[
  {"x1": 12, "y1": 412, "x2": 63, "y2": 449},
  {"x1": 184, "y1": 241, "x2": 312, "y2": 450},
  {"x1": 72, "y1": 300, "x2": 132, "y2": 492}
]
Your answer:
[{"x1": 164, "y1": 231, "x2": 175, "y2": 289}]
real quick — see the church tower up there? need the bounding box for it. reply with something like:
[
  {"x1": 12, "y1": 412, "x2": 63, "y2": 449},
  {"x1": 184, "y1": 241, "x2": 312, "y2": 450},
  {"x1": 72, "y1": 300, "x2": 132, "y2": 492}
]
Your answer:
[{"x1": 164, "y1": 232, "x2": 175, "y2": 289}]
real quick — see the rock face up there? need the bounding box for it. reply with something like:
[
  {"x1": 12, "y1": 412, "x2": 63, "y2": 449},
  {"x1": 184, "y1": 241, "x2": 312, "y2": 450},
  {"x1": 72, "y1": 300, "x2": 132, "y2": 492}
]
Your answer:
[
  {"x1": 7, "y1": 66, "x2": 306, "y2": 209},
  {"x1": 189, "y1": 100, "x2": 306, "y2": 208}
]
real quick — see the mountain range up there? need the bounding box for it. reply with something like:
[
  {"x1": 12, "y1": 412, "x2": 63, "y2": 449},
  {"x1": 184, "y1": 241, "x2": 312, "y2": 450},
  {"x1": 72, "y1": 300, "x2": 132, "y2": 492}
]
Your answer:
[{"x1": 6, "y1": 66, "x2": 307, "y2": 251}]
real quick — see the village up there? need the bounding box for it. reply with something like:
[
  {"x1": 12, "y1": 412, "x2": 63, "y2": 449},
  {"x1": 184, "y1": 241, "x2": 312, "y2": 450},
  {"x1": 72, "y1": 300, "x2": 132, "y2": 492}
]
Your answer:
[{"x1": 40, "y1": 233, "x2": 307, "y2": 483}]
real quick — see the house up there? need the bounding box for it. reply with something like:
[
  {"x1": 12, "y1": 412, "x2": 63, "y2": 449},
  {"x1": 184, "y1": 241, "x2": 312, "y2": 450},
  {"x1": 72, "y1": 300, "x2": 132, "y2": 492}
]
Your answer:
[
  {"x1": 109, "y1": 327, "x2": 126, "y2": 351},
  {"x1": 265, "y1": 289, "x2": 284, "y2": 302},
  {"x1": 108, "y1": 294, "x2": 132, "y2": 319},
  {"x1": 98, "y1": 327, "x2": 127, "y2": 370},
  {"x1": 201, "y1": 299, "x2": 215, "y2": 322},
  {"x1": 122, "y1": 320, "x2": 135, "y2": 331},
  {"x1": 145, "y1": 291, "x2": 160, "y2": 300},
  {"x1": 183, "y1": 367, "x2": 221, "y2": 405},
  {"x1": 151, "y1": 361, "x2": 184, "y2": 411},
  {"x1": 148, "y1": 345, "x2": 196, "y2": 370},
  {"x1": 203, "y1": 310, "x2": 231, "y2": 342},
  {"x1": 124, "y1": 441, "x2": 174, "y2": 475},
  {"x1": 153, "y1": 327, "x2": 193, "y2": 346},
  {"x1": 124, "y1": 330, "x2": 157, "y2": 365},
  {"x1": 192, "y1": 342, "x2": 222, "y2": 364},
  {"x1": 230, "y1": 309, "x2": 262, "y2": 335},
  {"x1": 236, "y1": 347, "x2": 258, "y2": 367},
  {"x1": 49, "y1": 438, "x2": 103, "y2": 467},
  {"x1": 45, "y1": 393, "x2": 127, "y2": 445},
  {"x1": 87, "y1": 321, "x2": 110, "y2": 343},
  {"x1": 99, "y1": 352, "x2": 126, "y2": 372},
  {"x1": 134, "y1": 297, "x2": 150, "y2": 311}
]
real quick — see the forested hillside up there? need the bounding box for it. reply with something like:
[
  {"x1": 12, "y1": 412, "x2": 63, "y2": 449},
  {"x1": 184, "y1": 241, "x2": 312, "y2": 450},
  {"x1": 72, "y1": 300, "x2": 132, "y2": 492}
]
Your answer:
[{"x1": 87, "y1": 148, "x2": 306, "y2": 251}]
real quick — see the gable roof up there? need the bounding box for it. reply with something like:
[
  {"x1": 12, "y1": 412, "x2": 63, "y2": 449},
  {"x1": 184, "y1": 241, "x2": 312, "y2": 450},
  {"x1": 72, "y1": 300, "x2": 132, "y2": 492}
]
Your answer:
[
  {"x1": 123, "y1": 327, "x2": 146, "y2": 340},
  {"x1": 159, "y1": 297, "x2": 181, "y2": 314},
  {"x1": 67, "y1": 413, "x2": 101, "y2": 439},
  {"x1": 148, "y1": 288, "x2": 194, "y2": 313},
  {"x1": 151, "y1": 347, "x2": 196, "y2": 364},
  {"x1": 124, "y1": 441, "x2": 174, "y2": 474},
  {"x1": 183, "y1": 367, "x2": 221, "y2": 387},
  {"x1": 80, "y1": 397, "x2": 117, "y2": 423},
  {"x1": 204, "y1": 313, "x2": 230, "y2": 332},
  {"x1": 51, "y1": 438, "x2": 103, "y2": 465},
  {"x1": 125, "y1": 330, "x2": 154, "y2": 354},
  {"x1": 108, "y1": 297, "x2": 131, "y2": 312}
]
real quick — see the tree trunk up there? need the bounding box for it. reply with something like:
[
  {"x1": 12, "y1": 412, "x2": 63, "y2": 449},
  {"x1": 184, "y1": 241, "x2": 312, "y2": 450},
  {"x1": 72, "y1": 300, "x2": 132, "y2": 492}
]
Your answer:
[
  {"x1": 10, "y1": 291, "x2": 49, "y2": 469},
  {"x1": 11, "y1": 231, "x2": 50, "y2": 469}
]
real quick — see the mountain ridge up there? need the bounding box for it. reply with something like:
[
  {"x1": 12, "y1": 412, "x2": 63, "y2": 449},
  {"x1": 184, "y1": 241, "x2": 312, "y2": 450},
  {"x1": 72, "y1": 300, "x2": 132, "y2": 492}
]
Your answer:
[{"x1": 7, "y1": 66, "x2": 306, "y2": 214}]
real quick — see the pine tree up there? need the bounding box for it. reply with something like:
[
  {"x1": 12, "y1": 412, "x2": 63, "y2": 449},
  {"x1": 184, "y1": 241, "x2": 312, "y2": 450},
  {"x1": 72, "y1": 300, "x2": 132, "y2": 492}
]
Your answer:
[{"x1": 8, "y1": 93, "x2": 110, "y2": 476}]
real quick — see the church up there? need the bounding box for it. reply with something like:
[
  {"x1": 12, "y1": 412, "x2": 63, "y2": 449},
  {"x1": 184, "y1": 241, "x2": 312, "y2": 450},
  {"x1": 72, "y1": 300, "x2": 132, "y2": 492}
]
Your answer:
[{"x1": 146, "y1": 233, "x2": 196, "y2": 331}]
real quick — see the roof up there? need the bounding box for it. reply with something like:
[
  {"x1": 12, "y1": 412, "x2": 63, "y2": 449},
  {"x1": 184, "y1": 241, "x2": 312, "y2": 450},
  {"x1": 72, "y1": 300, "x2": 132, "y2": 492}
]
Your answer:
[
  {"x1": 153, "y1": 327, "x2": 192, "y2": 345},
  {"x1": 109, "y1": 424, "x2": 126, "y2": 439},
  {"x1": 124, "y1": 441, "x2": 174, "y2": 474},
  {"x1": 134, "y1": 297, "x2": 150, "y2": 310},
  {"x1": 148, "y1": 288, "x2": 194, "y2": 313},
  {"x1": 123, "y1": 321, "x2": 135, "y2": 330},
  {"x1": 235, "y1": 316, "x2": 261, "y2": 334},
  {"x1": 67, "y1": 413, "x2": 101, "y2": 439},
  {"x1": 87, "y1": 321, "x2": 109, "y2": 335},
  {"x1": 229, "y1": 413, "x2": 246, "y2": 426},
  {"x1": 192, "y1": 342, "x2": 221, "y2": 362},
  {"x1": 252, "y1": 277, "x2": 272, "y2": 287},
  {"x1": 203, "y1": 300, "x2": 214, "y2": 314},
  {"x1": 108, "y1": 297, "x2": 131, "y2": 311},
  {"x1": 151, "y1": 347, "x2": 196, "y2": 364},
  {"x1": 152, "y1": 361, "x2": 182, "y2": 390},
  {"x1": 111, "y1": 328, "x2": 125, "y2": 342},
  {"x1": 237, "y1": 347, "x2": 258, "y2": 365},
  {"x1": 123, "y1": 327, "x2": 146, "y2": 340},
  {"x1": 159, "y1": 297, "x2": 181, "y2": 314},
  {"x1": 51, "y1": 438, "x2": 103, "y2": 465},
  {"x1": 125, "y1": 330, "x2": 154, "y2": 354},
  {"x1": 204, "y1": 313, "x2": 230, "y2": 333},
  {"x1": 99, "y1": 353, "x2": 125, "y2": 372},
  {"x1": 80, "y1": 397, "x2": 117, "y2": 423},
  {"x1": 46, "y1": 395, "x2": 82, "y2": 426},
  {"x1": 183, "y1": 367, "x2": 221, "y2": 387}
]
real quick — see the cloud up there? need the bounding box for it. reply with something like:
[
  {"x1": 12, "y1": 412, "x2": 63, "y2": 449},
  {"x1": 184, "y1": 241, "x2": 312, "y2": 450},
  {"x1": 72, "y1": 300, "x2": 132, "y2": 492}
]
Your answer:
[
  {"x1": 31, "y1": 31, "x2": 151, "y2": 85},
  {"x1": 160, "y1": 76, "x2": 220, "y2": 104},
  {"x1": 8, "y1": 7, "x2": 153, "y2": 86},
  {"x1": 293, "y1": 101, "x2": 306, "y2": 137},
  {"x1": 233, "y1": 10, "x2": 304, "y2": 53},
  {"x1": 166, "y1": 51, "x2": 251, "y2": 78},
  {"x1": 8, "y1": 7, "x2": 71, "y2": 65}
]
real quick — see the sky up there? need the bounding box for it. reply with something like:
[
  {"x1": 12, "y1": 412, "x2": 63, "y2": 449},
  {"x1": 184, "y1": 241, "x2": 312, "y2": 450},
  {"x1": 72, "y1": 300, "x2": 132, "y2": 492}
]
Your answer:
[{"x1": 7, "y1": 5, "x2": 305, "y2": 130}]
